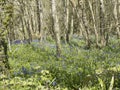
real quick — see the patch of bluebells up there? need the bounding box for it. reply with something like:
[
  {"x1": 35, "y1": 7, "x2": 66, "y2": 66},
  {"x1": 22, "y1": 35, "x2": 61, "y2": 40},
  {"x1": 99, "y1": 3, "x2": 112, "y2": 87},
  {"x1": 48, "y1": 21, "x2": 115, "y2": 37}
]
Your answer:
[
  {"x1": 12, "y1": 40, "x2": 28, "y2": 44},
  {"x1": 52, "y1": 81, "x2": 57, "y2": 86}
]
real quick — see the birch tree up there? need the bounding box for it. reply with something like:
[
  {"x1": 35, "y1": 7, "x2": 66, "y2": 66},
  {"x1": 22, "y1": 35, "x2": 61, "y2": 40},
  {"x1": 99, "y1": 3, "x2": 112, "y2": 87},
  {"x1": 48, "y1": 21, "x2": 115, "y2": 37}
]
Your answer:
[
  {"x1": 113, "y1": 0, "x2": 120, "y2": 39},
  {"x1": 87, "y1": 0, "x2": 99, "y2": 47},
  {"x1": 99, "y1": 0, "x2": 106, "y2": 47},
  {"x1": 51, "y1": 0, "x2": 61, "y2": 57}
]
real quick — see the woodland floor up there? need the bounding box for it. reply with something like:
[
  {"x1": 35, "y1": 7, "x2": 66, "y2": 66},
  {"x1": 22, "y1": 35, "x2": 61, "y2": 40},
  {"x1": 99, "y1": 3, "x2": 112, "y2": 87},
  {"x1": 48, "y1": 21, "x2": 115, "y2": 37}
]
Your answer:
[{"x1": 0, "y1": 36, "x2": 120, "y2": 90}]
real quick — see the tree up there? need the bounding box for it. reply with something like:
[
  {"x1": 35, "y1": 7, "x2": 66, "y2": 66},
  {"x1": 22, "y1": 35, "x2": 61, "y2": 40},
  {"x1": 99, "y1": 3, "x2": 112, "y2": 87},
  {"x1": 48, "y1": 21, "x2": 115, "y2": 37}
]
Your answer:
[
  {"x1": 0, "y1": 0, "x2": 13, "y2": 72},
  {"x1": 51, "y1": 0, "x2": 61, "y2": 57},
  {"x1": 99, "y1": 0, "x2": 106, "y2": 47},
  {"x1": 113, "y1": 0, "x2": 120, "y2": 39},
  {"x1": 87, "y1": 0, "x2": 99, "y2": 47}
]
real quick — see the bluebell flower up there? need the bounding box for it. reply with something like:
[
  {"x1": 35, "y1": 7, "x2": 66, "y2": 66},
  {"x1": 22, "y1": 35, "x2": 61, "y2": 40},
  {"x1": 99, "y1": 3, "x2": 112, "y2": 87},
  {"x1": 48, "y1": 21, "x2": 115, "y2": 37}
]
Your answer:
[
  {"x1": 21, "y1": 66, "x2": 28, "y2": 75},
  {"x1": 52, "y1": 81, "x2": 57, "y2": 86}
]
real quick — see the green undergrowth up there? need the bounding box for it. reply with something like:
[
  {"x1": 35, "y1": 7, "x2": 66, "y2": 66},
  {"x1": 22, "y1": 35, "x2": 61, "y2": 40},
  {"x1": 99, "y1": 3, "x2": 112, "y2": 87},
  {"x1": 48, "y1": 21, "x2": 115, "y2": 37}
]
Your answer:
[{"x1": 0, "y1": 40, "x2": 120, "y2": 90}]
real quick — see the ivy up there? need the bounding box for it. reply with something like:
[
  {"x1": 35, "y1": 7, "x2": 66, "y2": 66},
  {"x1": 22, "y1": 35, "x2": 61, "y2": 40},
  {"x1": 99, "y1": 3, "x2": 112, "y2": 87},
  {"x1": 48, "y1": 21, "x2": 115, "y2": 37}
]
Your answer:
[{"x1": 0, "y1": 0, "x2": 13, "y2": 72}]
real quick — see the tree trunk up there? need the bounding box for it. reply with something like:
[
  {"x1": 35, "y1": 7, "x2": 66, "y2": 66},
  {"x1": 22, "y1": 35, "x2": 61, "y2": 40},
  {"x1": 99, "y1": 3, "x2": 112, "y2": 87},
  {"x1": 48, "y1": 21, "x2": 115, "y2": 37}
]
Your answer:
[
  {"x1": 82, "y1": 1, "x2": 91, "y2": 49},
  {"x1": 36, "y1": 0, "x2": 41, "y2": 34},
  {"x1": 87, "y1": 0, "x2": 99, "y2": 47},
  {"x1": 0, "y1": 38, "x2": 10, "y2": 72},
  {"x1": 36, "y1": 0, "x2": 43, "y2": 41},
  {"x1": 99, "y1": 0, "x2": 106, "y2": 47},
  {"x1": 65, "y1": 0, "x2": 70, "y2": 43},
  {"x1": 113, "y1": 0, "x2": 120, "y2": 39},
  {"x1": 66, "y1": 2, "x2": 74, "y2": 44},
  {"x1": 51, "y1": 0, "x2": 61, "y2": 57}
]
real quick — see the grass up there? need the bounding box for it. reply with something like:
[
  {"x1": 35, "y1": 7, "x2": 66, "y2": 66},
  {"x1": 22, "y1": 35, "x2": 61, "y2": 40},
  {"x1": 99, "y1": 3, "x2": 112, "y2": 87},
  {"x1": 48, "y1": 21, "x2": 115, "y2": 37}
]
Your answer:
[{"x1": 0, "y1": 38, "x2": 120, "y2": 90}]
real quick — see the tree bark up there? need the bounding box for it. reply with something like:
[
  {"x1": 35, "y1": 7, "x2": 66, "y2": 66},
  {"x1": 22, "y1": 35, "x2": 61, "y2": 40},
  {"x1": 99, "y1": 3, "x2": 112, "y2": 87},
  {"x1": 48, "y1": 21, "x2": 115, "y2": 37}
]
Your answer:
[
  {"x1": 81, "y1": 1, "x2": 91, "y2": 48},
  {"x1": 87, "y1": 0, "x2": 99, "y2": 47},
  {"x1": 113, "y1": 0, "x2": 120, "y2": 39},
  {"x1": 51, "y1": 0, "x2": 61, "y2": 57},
  {"x1": 99, "y1": 0, "x2": 106, "y2": 47}
]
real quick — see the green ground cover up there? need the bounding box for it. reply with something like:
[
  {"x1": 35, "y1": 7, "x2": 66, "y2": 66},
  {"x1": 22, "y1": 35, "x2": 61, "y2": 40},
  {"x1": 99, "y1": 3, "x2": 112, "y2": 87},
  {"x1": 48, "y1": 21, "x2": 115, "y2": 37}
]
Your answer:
[{"x1": 0, "y1": 39, "x2": 120, "y2": 90}]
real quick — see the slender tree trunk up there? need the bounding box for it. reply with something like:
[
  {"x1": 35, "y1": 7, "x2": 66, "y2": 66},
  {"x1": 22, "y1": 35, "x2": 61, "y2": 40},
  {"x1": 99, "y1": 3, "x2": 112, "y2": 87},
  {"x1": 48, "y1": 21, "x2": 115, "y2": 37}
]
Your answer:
[
  {"x1": 24, "y1": 18, "x2": 32, "y2": 44},
  {"x1": 113, "y1": 0, "x2": 120, "y2": 39},
  {"x1": 36, "y1": 0, "x2": 41, "y2": 34},
  {"x1": 7, "y1": 36, "x2": 12, "y2": 52},
  {"x1": 19, "y1": 0, "x2": 27, "y2": 41},
  {"x1": 21, "y1": 17, "x2": 26, "y2": 40},
  {"x1": 62, "y1": 0, "x2": 69, "y2": 43},
  {"x1": 27, "y1": 20, "x2": 32, "y2": 44},
  {"x1": 51, "y1": 0, "x2": 61, "y2": 57},
  {"x1": 1, "y1": 39, "x2": 10, "y2": 69},
  {"x1": 70, "y1": 9, "x2": 74, "y2": 38},
  {"x1": 66, "y1": 5, "x2": 74, "y2": 44},
  {"x1": 99, "y1": 0, "x2": 106, "y2": 47},
  {"x1": 82, "y1": 1, "x2": 91, "y2": 48},
  {"x1": 65, "y1": 0, "x2": 70, "y2": 43},
  {"x1": 36, "y1": 0, "x2": 43, "y2": 41},
  {"x1": 39, "y1": 1, "x2": 44, "y2": 42},
  {"x1": 87, "y1": 0, "x2": 99, "y2": 47},
  {"x1": 0, "y1": 0, "x2": 13, "y2": 72}
]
